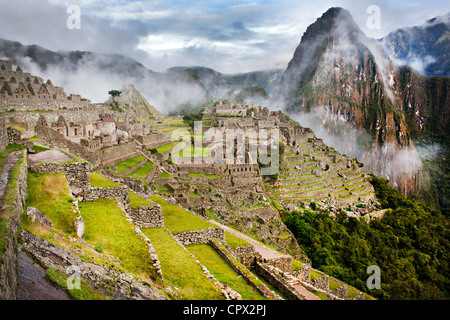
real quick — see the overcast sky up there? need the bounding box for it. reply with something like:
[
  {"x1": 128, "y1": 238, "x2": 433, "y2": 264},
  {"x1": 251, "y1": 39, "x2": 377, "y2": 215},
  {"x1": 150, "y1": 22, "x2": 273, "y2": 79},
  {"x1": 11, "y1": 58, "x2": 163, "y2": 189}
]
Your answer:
[{"x1": 0, "y1": 0, "x2": 448, "y2": 73}]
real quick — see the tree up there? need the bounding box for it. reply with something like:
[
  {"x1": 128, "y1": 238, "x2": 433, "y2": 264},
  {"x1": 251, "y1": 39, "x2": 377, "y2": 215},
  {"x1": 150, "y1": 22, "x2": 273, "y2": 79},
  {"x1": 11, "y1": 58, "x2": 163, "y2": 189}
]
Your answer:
[{"x1": 108, "y1": 90, "x2": 122, "y2": 99}]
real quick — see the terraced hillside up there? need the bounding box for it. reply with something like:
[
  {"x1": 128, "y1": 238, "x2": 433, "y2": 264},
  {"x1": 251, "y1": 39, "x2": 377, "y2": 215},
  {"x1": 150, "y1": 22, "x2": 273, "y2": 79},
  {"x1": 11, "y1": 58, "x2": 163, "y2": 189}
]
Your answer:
[{"x1": 267, "y1": 141, "x2": 376, "y2": 214}]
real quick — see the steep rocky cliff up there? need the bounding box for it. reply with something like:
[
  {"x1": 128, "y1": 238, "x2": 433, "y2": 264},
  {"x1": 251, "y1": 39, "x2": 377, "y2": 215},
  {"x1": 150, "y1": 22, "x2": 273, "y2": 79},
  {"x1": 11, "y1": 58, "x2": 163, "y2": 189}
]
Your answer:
[{"x1": 278, "y1": 7, "x2": 449, "y2": 196}]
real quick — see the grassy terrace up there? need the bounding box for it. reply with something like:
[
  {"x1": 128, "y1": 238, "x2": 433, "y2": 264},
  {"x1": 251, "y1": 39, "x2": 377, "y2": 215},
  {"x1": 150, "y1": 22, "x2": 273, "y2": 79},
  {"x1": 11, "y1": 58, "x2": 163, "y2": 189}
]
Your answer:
[
  {"x1": 142, "y1": 228, "x2": 224, "y2": 300},
  {"x1": 225, "y1": 232, "x2": 251, "y2": 249},
  {"x1": 188, "y1": 172, "x2": 222, "y2": 179},
  {"x1": 129, "y1": 191, "x2": 154, "y2": 208},
  {"x1": 112, "y1": 155, "x2": 146, "y2": 174},
  {"x1": 79, "y1": 199, "x2": 157, "y2": 280},
  {"x1": 150, "y1": 120, "x2": 185, "y2": 126},
  {"x1": 149, "y1": 195, "x2": 218, "y2": 234},
  {"x1": 24, "y1": 173, "x2": 77, "y2": 235},
  {"x1": 156, "y1": 126, "x2": 190, "y2": 133},
  {"x1": 187, "y1": 244, "x2": 266, "y2": 300},
  {"x1": 273, "y1": 186, "x2": 330, "y2": 195},
  {"x1": 89, "y1": 172, "x2": 121, "y2": 188},
  {"x1": 125, "y1": 161, "x2": 154, "y2": 179},
  {"x1": 155, "y1": 141, "x2": 179, "y2": 155},
  {"x1": 174, "y1": 145, "x2": 211, "y2": 158}
]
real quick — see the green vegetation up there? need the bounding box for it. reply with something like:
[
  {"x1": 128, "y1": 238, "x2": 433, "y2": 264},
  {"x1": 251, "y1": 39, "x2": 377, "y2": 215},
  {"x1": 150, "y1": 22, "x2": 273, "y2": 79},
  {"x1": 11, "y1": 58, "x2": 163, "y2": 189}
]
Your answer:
[
  {"x1": 187, "y1": 244, "x2": 266, "y2": 300},
  {"x1": 45, "y1": 268, "x2": 109, "y2": 300},
  {"x1": 89, "y1": 173, "x2": 121, "y2": 188},
  {"x1": 113, "y1": 155, "x2": 146, "y2": 174},
  {"x1": 157, "y1": 171, "x2": 173, "y2": 179},
  {"x1": 155, "y1": 142, "x2": 179, "y2": 155},
  {"x1": 225, "y1": 232, "x2": 251, "y2": 249},
  {"x1": 188, "y1": 172, "x2": 222, "y2": 179},
  {"x1": 149, "y1": 195, "x2": 217, "y2": 234},
  {"x1": 24, "y1": 173, "x2": 77, "y2": 235},
  {"x1": 128, "y1": 191, "x2": 153, "y2": 208},
  {"x1": 183, "y1": 111, "x2": 204, "y2": 130},
  {"x1": 284, "y1": 175, "x2": 450, "y2": 300},
  {"x1": 78, "y1": 199, "x2": 157, "y2": 280},
  {"x1": 142, "y1": 228, "x2": 224, "y2": 300},
  {"x1": 0, "y1": 149, "x2": 25, "y2": 263},
  {"x1": 125, "y1": 161, "x2": 154, "y2": 179}
]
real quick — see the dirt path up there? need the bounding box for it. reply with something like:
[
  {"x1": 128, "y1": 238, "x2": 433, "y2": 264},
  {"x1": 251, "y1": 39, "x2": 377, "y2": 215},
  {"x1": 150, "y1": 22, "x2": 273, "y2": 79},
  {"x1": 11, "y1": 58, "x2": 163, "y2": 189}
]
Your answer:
[
  {"x1": 208, "y1": 220, "x2": 282, "y2": 259},
  {"x1": 292, "y1": 283, "x2": 321, "y2": 300},
  {"x1": 28, "y1": 150, "x2": 74, "y2": 165}
]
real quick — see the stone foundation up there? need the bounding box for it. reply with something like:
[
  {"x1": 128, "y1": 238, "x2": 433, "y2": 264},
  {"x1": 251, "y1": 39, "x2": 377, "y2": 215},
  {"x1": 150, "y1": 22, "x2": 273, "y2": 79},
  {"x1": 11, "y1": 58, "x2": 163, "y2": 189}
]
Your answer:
[
  {"x1": 173, "y1": 227, "x2": 225, "y2": 246},
  {"x1": 130, "y1": 206, "x2": 164, "y2": 228}
]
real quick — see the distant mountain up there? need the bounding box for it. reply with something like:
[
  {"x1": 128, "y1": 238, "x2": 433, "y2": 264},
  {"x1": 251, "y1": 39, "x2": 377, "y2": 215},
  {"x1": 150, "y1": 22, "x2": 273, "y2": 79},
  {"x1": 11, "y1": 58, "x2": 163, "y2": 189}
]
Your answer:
[
  {"x1": 168, "y1": 66, "x2": 283, "y2": 99},
  {"x1": 278, "y1": 7, "x2": 449, "y2": 200},
  {"x1": 0, "y1": 38, "x2": 210, "y2": 114},
  {"x1": 380, "y1": 13, "x2": 450, "y2": 77}
]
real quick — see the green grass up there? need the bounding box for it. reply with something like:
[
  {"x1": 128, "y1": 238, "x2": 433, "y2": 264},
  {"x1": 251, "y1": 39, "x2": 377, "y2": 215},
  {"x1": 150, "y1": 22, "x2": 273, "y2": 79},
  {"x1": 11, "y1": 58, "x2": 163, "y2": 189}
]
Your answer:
[
  {"x1": 311, "y1": 290, "x2": 329, "y2": 300},
  {"x1": 113, "y1": 155, "x2": 146, "y2": 174},
  {"x1": 128, "y1": 191, "x2": 153, "y2": 208},
  {"x1": 187, "y1": 244, "x2": 266, "y2": 300},
  {"x1": 89, "y1": 173, "x2": 121, "y2": 188},
  {"x1": 0, "y1": 144, "x2": 26, "y2": 172},
  {"x1": 0, "y1": 150, "x2": 24, "y2": 220},
  {"x1": 157, "y1": 126, "x2": 190, "y2": 133},
  {"x1": 142, "y1": 228, "x2": 224, "y2": 300},
  {"x1": 155, "y1": 142, "x2": 179, "y2": 155},
  {"x1": 149, "y1": 195, "x2": 217, "y2": 234},
  {"x1": 152, "y1": 183, "x2": 173, "y2": 195},
  {"x1": 78, "y1": 199, "x2": 157, "y2": 280},
  {"x1": 157, "y1": 172, "x2": 173, "y2": 179},
  {"x1": 225, "y1": 232, "x2": 251, "y2": 249},
  {"x1": 190, "y1": 190, "x2": 201, "y2": 198},
  {"x1": 32, "y1": 144, "x2": 51, "y2": 153},
  {"x1": 173, "y1": 145, "x2": 211, "y2": 158},
  {"x1": 45, "y1": 268, "x2": 110, "y2": 300},
  {"x1": 0, "y1": 220, "x2": 7, "y2": 264},
  {"x1": 310, "y1": 269, "x2": 322, "y2": 280},
  {"x1": 188, "y1": 172, "x2": 222, "y2": 179},
  {"x1": 125, "y1": 161, "x2": 154, "y2": 179},
  {"x1": 292, "y1": 260, "x2": 305, "y2": 272},
  {"x1": 329, "y1": 278, "x2": 343, "y2": 291},
  {"x1": 24, "y1": 173, "x2": 77, "y2": 235}
]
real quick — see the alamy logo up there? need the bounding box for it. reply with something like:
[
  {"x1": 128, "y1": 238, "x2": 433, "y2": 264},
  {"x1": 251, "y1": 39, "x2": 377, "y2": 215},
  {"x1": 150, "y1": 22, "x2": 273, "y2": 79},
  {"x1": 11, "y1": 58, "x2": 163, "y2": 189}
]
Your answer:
[
  {"x1": 66, "y1": 265, "x2": 81, "y2": 290},
  {"x1": 366, "y1": 265, "x2": 381, "y2": 290},
  {"x1": 66, "y1": 5, "x2": 81, "y2": 30},
  {"x1": 170, "y1": 122, "x2": 280, "y2": 175},
  {"x1": 366, "y1": 5, "x2": 381, "y2": 30}
]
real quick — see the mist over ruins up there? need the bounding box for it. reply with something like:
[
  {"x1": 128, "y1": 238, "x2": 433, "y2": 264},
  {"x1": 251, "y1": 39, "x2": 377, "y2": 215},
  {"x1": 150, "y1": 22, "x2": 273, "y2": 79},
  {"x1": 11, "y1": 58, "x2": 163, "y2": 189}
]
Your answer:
[{"x1": 0, "y1": 4, "x2": 448, "y2": 305}]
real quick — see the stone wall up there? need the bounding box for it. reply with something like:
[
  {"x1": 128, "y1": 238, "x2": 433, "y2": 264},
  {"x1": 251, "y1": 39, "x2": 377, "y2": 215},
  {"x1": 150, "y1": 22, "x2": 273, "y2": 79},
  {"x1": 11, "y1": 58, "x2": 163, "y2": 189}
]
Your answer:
[
  {"x1": 0, "y1": 115, "x2": 7, "y2": 152},
  {"x1": 93, "y1": 142, "x2": 139, "y2": 168},
  {"x1": 0, "y1": 150, "x2": 27, "y2": 300},
  {"x1": 255, "y1": 262, "x2": 306, "y2": 300},
  {"x1": 80, "y1": 187, "x2": 130, "y2": 213},
  {"x1": 262, "y1": 255, "x2": 292, "y2": 273},
  {"x1": 29, "y1": 161, "x2": 91, "y2": 194},
  {"x1": 130, "y1": 205, "x2": 164, "y2": 228},
  {"x1": 101, "y1": 169, "x2": 146, "y2": 193},
  {"x1": 118, "y1": 157, "x2": 147, "y2": 176},
  {"x1": 230, "y1": 245, "x2": 259, "y2": 269},
  {"x1": 173, "y1": 227, "x2": 225, "y2": 246},
  {"x1": 35, "y1": 125, "x2": 91, "y2": 161},
  {"x1": 209, "y1": 239, "x2": 279, "y2": 300}
]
